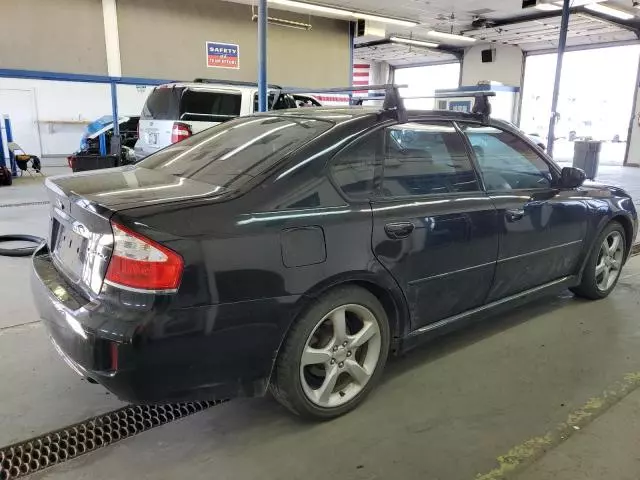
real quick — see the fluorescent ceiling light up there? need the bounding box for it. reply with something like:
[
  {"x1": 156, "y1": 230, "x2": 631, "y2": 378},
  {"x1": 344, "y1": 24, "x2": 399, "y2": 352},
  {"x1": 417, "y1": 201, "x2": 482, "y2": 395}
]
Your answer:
[
  {"x1": 534, "y1": 3, "x2": 562, "y2": 11},
  {"x1": 584, "y1": 2, "x2": 634, "y2": 19},
  {"x1": 268, "y1": 0, "x2": 418, "y2": 27},
  {"x1": 426, "y1": 30, "x2": 477, "y2": 43},
  {"x1": 251, "y1": 14, "x2": 312, "y2": 30},
  {"x1": 390, "y1": 36, "x2": 439, "y2": 48},
  {"x1": 356, "y1": 13, "x2": 417, "y2": 27}
]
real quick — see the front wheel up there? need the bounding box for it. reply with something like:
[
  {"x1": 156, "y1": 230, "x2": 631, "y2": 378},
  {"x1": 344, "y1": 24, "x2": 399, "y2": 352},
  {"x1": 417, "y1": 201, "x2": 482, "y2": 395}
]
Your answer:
[
  {"x1": 571, "y1": 222, "x2": 626, "y2": 300},
  {"x1": 270, "y1": 286, "x2": 390, "y2": 420}
]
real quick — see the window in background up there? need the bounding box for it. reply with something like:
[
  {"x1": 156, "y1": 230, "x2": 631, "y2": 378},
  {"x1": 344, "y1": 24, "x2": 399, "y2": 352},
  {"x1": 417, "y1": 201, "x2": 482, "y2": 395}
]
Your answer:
[{"x1": 394, "y1": 63, "x2": 461, "y2": 110}]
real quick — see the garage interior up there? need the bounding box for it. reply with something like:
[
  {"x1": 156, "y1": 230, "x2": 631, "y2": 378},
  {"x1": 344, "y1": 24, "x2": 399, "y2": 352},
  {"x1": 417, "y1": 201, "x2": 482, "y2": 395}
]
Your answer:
[{"x1": 2, "y1": 0, "x2": 640, "y2": 479}]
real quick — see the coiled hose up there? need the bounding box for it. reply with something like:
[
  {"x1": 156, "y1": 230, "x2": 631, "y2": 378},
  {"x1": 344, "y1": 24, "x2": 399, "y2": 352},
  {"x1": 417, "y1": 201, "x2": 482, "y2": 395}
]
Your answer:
[{"x1": 0, "y1": 235, "x2": 45, "y2": 257}]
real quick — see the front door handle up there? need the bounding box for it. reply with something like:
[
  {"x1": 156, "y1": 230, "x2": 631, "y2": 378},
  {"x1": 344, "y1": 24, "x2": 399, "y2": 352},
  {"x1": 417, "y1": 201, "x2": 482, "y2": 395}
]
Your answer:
[
  {"x1": 384, "y1": 222, "x2": 415, "y2": 239},
  {"x1": 505, "y1": 208, "x2": 525, "y2": 222}
]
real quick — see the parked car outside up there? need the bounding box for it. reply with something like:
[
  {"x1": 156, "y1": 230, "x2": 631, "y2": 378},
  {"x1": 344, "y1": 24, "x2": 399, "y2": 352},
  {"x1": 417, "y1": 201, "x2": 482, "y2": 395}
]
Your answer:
[
  {"x1": 32, "y1": 105, "x2": 637, "y2": 420},
  {"x1": 134, "y1": 80, "x2": 297, "y2": 160}
]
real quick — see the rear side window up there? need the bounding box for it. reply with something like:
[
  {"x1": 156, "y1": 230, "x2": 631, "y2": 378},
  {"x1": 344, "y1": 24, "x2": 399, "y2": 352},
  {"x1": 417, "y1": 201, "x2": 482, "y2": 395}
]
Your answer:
[
  {"x1": 382, "y1": 122, "x2": 479, "y2": 197},
  {"x1": 180, "y1": 89, "x2": 242, "y2": 122},
  {"x1": 329, "y1": 130, "x2": 382, "y2": 200},
  {"x1": 138, "y1": 116, "x2": 333, "y2": 187},
  {"x1": 140, "y1": 87, "x2": 181, "y2": 120}
]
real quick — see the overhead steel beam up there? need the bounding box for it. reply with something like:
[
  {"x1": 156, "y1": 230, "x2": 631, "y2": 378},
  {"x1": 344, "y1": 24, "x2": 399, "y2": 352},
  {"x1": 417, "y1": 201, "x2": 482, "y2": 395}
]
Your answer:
[
  {"x1": 464, "y1": 7, "x2": 583, "y2": 31},
  {"x1": 464, "y1": 5, "x2": 640, "y2": 37}
]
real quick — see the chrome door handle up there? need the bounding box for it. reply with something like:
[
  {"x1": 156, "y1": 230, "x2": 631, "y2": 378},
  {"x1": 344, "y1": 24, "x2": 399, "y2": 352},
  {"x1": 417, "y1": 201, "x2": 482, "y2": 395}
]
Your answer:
[
  {"x1": 505, "y1": 208, "x2": 525, "y2": 222},
  {"x1": 384, "y1": 222, "x2": 415, "y2": 239}
]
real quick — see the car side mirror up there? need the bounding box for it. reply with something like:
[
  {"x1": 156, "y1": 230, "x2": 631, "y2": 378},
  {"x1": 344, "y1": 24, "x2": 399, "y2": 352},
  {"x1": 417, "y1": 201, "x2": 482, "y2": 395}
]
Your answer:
[{"x1": 559, "y1": 166, "x2": 586, "y2": 189}]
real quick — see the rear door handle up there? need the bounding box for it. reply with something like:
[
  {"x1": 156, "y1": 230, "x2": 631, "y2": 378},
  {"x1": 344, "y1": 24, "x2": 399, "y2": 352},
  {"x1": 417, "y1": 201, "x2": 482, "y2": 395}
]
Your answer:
[
  {"x1": 384, "y1": 222, "x2": 415, "y2": 239},
  {"x1": 505, "y1": 208, "x2": 525, "y2": 222}
]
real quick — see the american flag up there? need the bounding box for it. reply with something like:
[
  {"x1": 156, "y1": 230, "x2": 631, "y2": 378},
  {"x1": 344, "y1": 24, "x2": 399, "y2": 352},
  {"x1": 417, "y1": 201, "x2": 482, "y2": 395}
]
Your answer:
[{"x1": 312, "y1": 62, "x2": 371, "y2": 105}]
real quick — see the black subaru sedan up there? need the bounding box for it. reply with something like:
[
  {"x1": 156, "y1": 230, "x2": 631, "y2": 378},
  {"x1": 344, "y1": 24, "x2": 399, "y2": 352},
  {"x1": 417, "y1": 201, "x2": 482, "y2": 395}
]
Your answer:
[{"x1": 32, "y1": 102, "x2": 637, "y2": 419}]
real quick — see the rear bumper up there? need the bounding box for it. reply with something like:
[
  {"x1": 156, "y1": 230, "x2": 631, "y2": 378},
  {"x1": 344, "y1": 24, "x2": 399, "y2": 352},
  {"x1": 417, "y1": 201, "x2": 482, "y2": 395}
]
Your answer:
[{"x1": 31, "y1": 246, "x2": 299, "y2": 403}]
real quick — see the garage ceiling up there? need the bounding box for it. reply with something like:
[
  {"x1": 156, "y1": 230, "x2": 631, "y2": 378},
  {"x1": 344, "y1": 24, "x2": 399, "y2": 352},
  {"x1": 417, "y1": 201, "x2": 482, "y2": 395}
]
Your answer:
[
  {"x1": 462, "y1": 12, "x2": 639, "y2": 51},
  {"x1": 224, "y1": 0, "x2": 640, "y2": 64},
  {"x1": 354, "y1": 42, "x2": 459, "y2": 67}
]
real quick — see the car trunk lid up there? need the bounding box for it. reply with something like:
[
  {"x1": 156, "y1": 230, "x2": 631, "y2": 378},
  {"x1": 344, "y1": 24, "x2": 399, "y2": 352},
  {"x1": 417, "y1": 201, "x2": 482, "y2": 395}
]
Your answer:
[{"x1": 45, "y1": 167, "x2": 231, "y2": 296}]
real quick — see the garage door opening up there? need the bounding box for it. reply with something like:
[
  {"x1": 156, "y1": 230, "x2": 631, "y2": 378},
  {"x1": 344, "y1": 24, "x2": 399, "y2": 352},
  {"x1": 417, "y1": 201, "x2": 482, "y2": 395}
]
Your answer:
[
  {"x1": 395, "y1": 63, "x2": 461, "y2": 109},
  {"x1": 520, "y1": 45, "x2": 640, "y2": 166}
]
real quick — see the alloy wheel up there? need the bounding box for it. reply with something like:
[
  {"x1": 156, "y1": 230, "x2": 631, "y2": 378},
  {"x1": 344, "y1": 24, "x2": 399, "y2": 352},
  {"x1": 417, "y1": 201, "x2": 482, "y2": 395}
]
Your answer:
[
  {"x1": 595, "y1": 231, "x2": 624, "y2": 292},
  {"x1": 299, "y1": 304, "x2": 382, "y2": 408}
]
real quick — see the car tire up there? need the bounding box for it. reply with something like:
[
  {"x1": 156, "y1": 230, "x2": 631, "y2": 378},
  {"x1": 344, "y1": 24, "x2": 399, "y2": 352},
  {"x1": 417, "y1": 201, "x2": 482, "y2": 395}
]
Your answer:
[
  {"x1": 571, "y1": 221, "x2": 627, "y2": 300},
  {"x1": 270, "y1": 285, "x2": 390, "y2": 420}
]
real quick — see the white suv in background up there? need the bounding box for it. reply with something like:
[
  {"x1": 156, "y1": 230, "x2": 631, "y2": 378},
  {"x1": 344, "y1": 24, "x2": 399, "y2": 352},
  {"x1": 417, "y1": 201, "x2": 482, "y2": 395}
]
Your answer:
[{"x1": 134, "y1": 79, "x2": 297, "y2": 160}]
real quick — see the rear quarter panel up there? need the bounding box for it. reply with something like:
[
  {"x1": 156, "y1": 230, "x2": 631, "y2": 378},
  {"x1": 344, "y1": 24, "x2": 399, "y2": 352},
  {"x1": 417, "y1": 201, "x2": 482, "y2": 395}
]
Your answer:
[{"x1": 118, "y1": 116, "x2": 404, "y2": 334}]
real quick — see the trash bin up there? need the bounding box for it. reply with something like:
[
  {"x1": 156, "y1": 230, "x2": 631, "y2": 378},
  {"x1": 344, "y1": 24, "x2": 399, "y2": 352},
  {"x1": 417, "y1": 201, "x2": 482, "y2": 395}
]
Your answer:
[{"x1": 573, "y1": 140, "x2": 602, "y2": 180}]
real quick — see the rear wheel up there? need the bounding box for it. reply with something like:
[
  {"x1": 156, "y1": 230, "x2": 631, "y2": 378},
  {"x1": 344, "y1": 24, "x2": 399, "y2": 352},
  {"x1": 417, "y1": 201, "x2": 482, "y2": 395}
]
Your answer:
[
  {"x1": 270, "y1": 286, "x2": 390, "y2": 420},
  {"x1": 571, "y1": 222, "x2": 626, "y2": 300}
]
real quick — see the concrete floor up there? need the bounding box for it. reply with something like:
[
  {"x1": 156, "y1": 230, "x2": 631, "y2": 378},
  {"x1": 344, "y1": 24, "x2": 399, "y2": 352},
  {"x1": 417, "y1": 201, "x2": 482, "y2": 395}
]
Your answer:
[{"x1": 2, "y1": 165, "x2": 640, "y2": 479}]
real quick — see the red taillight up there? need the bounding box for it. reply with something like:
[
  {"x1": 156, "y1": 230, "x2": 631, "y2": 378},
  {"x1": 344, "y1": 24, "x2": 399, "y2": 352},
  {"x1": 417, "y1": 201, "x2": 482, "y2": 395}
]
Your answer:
[
  {"x1": 171, "y1": 122, "x2": 192, "y2": 143},
  {"x1": 105, "y1": 222, "x2": 183, "y2": 292},
  {"x1": 67, "y1": 156, "x2": 76, "y2": 169}
]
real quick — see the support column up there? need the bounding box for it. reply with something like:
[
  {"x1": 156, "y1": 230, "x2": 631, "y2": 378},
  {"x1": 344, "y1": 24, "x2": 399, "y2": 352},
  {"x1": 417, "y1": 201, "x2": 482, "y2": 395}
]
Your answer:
[
  {"x1": 257, "y1": 0, "x2": 268, "y2": 112},
  {"x1": 102, "y1": 0, "x2": 122, "y2": 78},
  {"x1": 110, "y1": 82, "x2": 121, "y2": 154},
  {"x1": 546, "y1": 0, "x2": 571, "y2": 157},
  {"x1": 624, "y1": 56, "x2": 640, "y2": 167},
  {"x1": 103, "y1": 0, "x2": 122, "y2": 154}
]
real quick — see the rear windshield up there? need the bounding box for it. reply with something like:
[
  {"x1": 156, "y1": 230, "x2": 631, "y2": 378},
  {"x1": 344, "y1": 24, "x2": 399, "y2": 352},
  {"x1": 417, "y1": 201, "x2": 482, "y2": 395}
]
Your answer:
[
  {"x1": 141, "y1": 87, "x2": 242, "y2": 121},
  {"x1": 141, "y1": 87, "x2": 181, "y2": 120},
  {"x1": 137, "y1": 116, "x2": 333, "y2": 186}
]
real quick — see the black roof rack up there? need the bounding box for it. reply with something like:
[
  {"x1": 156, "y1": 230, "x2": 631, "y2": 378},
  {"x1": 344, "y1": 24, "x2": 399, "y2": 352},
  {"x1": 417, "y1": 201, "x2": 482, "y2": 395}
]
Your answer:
[
  {"x1": 193, "y1": 78, "x2": 283, "y2": 89},
  {"x1": 374, "y1": 90, "x2": 496, "y2": 121},
  {"x1": 280, "y1": 85, "x2": 495, "y2": 122},
  {"x1": 281, "y1": 84, "x2": 409, "y2": 122}
]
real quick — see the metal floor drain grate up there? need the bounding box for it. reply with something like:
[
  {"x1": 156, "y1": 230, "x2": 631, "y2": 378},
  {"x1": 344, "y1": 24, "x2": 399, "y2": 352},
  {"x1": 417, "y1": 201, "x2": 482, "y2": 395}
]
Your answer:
[{"x1": 0, "y1": 400, "x2": 227, "y2": 479}]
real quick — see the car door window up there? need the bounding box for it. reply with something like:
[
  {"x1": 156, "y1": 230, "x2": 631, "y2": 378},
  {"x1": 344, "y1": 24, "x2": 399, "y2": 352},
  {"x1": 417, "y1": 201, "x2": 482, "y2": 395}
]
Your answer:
[
  {"x1": 329, "y1": 129, "x2": 383, "y2": 200},
  {"x1": 382, "y1": 122, "x2": 480, "y2": 197},
  {"x1": 253, "y1": 93, "x2": 297, "y2": 111},
  {"x1": 179, "y1": 89, "x2": 242, "y2": 122},
  {"x1": 462, "y1": 126, "x2": 555, "y2": 191}
]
